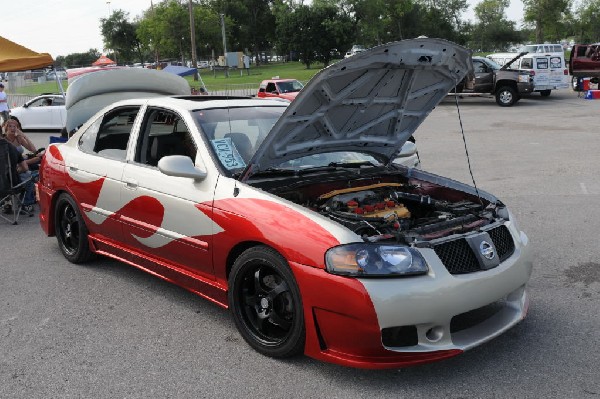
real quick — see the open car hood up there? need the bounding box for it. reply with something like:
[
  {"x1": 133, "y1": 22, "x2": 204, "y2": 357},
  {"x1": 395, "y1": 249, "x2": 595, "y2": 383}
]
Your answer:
[
  {"x1": 242, "y1": 38, "x2": 472, "y2": 180},
  {"x1": 500, "y1": 51, "x2": 528, "y2": 70}
]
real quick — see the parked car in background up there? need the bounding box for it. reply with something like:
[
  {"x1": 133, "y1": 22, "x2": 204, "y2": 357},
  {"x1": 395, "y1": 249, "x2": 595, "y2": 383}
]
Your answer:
[
  {"x1": 457, "y1": 56, "x2": 534, "y2": 106},
  {"x1": 46, "y1": 69, "x2": 67, "y2": 81},
  {"x1": 9, "y1": 94, "x2": 66, "y2": 130},
  {"x1": 256, "y1": 78, "x2": 304, "y2": 101},
  {"x1": 569, "y1": 43, "x2": 600, "y2": 78},
  {"x1": 37, "y1": 39, "x2": 531, "y2": 369},
  {"x1": 488, "y1": 51, "x2": 568, "y2": 96},
  {"x1": 345, "y1": 45, "x2": 366, "y2": 58}
]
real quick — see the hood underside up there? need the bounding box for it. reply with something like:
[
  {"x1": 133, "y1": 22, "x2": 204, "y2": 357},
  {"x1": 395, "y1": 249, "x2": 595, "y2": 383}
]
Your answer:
[{"x1": 244, "y1": 38, "x2": 472, "y2": 179}]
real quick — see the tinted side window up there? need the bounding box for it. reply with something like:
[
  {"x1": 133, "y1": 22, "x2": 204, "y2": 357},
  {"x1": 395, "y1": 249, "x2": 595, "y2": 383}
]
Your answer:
[
  {"x1": 53, "y1": 97, "x2": 65, "y2": 106},
  {"x1": 134, "y1": 108, "x2": 197, "y2": 167},
  {"x1": 473, "y1": 61, "x2": 486, "y2": 73},
  {"x1": 266, "y1": 82, "x2": 277, "y2": 92},
  {"x1": 77, "y1": 106, "x2": 140, "y2": 160}
]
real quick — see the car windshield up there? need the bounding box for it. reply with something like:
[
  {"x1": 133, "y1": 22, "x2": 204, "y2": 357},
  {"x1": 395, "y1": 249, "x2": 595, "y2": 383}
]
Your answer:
[
  {"x1": 194, "y1": 105, "x2": 286, "y2": 174},
  {"x1": 483, "y1": 58, "x2": 501, "y2": 70},
  {"x1": 276, "y1": 80, "x2": 304, "y2": 93}
]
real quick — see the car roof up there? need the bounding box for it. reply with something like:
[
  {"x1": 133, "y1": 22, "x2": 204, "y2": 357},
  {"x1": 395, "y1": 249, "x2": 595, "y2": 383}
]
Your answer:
[
  {"x1": 108, "y1": 96, "x2": 287, "y2": 112},
  {"x1": 262, "y1": 78, "x2": 298, "y2": 82}
]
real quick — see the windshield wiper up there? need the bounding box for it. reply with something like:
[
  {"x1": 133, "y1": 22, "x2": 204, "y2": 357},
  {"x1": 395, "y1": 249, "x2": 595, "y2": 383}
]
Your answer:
[
  {"x1": 327, "y1": 161, "x2": 379, "y2": 168},
  {"x1": 248, "y1": 167, "x2": 299, "y2": 177}
]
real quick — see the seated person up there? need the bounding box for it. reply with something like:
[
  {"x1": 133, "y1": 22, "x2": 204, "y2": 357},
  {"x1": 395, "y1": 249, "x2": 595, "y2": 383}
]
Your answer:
[
  {"x1": 1, "y1": 119, "x2": 39, "y2": 211},
  {"x1": 2, "y1": 118, "x2": 44, "y2": 170},
  {"x1": 0, "y1": 136, "x2": 33, "y2": 214}
]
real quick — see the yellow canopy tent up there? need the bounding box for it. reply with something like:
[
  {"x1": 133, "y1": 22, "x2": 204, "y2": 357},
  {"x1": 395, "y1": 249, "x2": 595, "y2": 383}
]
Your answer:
[{"x1": 0, "y1": 35, "x2": 53, "y2": 72}]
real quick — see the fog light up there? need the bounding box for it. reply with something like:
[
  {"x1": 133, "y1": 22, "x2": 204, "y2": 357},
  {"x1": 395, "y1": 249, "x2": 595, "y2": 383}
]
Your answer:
[{"x1": 425, "y1": 326, "x2": 444, "y2": 342}]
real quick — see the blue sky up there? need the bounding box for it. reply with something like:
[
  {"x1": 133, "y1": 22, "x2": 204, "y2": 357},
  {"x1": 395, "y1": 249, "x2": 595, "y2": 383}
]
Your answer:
[{"x1": 3, "y1": 0, "x2": 524, "y2": 59}]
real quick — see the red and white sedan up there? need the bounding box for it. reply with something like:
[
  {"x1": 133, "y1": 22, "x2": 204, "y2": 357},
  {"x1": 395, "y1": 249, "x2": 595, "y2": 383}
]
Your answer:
[{"x1": 37, "y1": 38, "x2": 532, "y2": 369}]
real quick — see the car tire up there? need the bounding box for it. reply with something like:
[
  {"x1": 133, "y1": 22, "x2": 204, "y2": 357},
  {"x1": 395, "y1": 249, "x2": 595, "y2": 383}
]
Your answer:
[
  {"x1": 495, "y1": 86, "x2": 517, "y2": 106},
  {"x1": 54, "y1": 193, "x2": 94, "y2": 263},
  {"x1": 228, "y1": 246, "x2": 305, "y2": 358},
  {"x1": 540, "y1": 90, "x2": 551, "y2": 97}
]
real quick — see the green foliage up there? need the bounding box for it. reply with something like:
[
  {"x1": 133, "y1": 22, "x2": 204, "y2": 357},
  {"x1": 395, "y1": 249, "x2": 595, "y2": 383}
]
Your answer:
[
  {"x1": 471, "y1": 0, "x2": 521, "y2": 51},
  {"x1": 49, "y1": 0, "x2": 590, "y2": 72},
  {"x1": 572, "y1": 0, "x2": 600, "y2": 42},
  {"x1": 522, "y1": 0, "x2": 572, "y2": 42},
  {"x1": 55, "y1": 49, "x2": 101, "y2": 68},
  {"x1": 100, "y1": 10, "x2": 142, "y2": 64}
]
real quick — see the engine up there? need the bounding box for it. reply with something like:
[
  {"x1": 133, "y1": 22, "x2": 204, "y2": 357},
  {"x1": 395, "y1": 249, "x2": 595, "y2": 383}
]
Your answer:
[{"x1": 313, "y1": 183, "x2": 495, "y2": 244}]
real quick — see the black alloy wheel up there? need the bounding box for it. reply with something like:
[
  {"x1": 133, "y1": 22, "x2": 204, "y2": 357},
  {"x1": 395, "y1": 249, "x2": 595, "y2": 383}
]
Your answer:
[
  {"x1": 54, "y1": 193, "x2": 94, "y2": 263},
  {"x1": 228, "y1": 246, "x2": 305, "y2": 358}
]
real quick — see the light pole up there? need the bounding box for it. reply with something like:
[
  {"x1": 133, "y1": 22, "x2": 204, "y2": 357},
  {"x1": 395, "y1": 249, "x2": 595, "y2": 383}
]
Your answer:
[
  {"x1": 189, "y1": 0, "x2": 198, "y2": 81},
  {"x1": 106, "y1": 1, "x2": 111, "y2": 16},
  {"x1": 220, "y1": 13, "x2": 229, "y2": 77}
]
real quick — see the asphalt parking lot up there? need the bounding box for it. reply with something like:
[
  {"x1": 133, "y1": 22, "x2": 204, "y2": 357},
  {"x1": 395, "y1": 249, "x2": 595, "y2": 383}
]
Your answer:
[{"x1": 1, "y1": 89, "x2": 599, "y2": 398}]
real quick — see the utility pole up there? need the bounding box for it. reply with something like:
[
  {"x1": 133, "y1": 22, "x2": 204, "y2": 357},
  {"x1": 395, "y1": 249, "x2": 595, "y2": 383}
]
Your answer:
[
  {"x1": 220, "y1": 13, "x2": 229, "y2": 77},
  {"x1": 189, "y1": 0, "x2": 198, "y2": 81}
]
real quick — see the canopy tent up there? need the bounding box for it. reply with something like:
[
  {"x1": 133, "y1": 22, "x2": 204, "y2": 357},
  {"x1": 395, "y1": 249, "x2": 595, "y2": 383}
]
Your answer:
[
  {"x1": 92, "y1": 55, "x2": 116, "y2": 66},
  {"x1": 0, "y1": 35, "x2": 53, "y2": 72},
  {"x1": 162, "y1": 65, "x2": 197, "y2": 77}
]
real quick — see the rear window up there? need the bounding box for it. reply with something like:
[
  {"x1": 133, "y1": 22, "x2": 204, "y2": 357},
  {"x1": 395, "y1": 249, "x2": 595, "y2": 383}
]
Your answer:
[{"x1": 521, "y1": 58, "x2": 533, "y2": 69}]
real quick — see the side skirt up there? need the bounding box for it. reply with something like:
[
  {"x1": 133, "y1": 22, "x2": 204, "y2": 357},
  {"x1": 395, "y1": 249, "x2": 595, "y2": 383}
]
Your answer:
[{"x1": 88, "y1": 234, "x2": 228, "y2": 308}]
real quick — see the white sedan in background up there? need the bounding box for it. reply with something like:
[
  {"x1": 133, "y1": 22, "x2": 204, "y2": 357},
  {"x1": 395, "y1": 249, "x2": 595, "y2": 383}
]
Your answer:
[{"x1": 10, "y1": 94, "x2": 66, "y2": 131}]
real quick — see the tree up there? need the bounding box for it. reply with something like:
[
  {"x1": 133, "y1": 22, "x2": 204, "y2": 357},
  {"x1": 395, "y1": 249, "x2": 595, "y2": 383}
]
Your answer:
[
  {"x1": 56, "y1": 49, "x2": 102, "y2": 68},
  {"x1": 472, "y1": 0, "x2": 520, "y2": 51},
  {"x1": 276, "y1": 5, "x2": 318, "y2": 68},
  {"x1": 209, "y1": 0, "x2": 276, "y2": 65},
  {"x1": 572, "y1": 0, "x2": 600, "y2": 42},
  {"x1": 275, "y1": 3, "x2": 354, "y2": 68},
  {"x1": 523, "y1": 0, "x2": 572, "y2": 42},
  {"x1": 100, "y1": 10, "x2": 142, "y2": 64},
  {"x1": 137, "y1": 1, "x2": 190, "y2": 63},
  {"x1": 313, "y1": 4, "x2": 355, "y2": 66}
]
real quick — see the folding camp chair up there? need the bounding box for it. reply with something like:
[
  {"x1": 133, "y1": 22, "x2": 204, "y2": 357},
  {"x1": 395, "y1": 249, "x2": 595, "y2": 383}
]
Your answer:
[{"x1": 0, "y1": 140, "x2": 33, "y2": 225}]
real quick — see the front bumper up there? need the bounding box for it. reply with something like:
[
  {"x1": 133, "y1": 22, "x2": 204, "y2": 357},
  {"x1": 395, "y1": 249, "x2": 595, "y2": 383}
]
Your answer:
[
  {"x1": 517, "y1": 82, "x2": 534, "y2": 94},
  {"x1": 291, "y1": 228, "x2": 532, "y2": 369}
]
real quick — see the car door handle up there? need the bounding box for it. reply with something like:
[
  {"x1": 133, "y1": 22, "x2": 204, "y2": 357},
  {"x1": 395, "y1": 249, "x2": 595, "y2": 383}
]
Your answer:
[
  {"x1": 67, "y1": 163, "x2": 79, "y2": 173},
  {"x1": 123, "y1": 178, "x2": 138, "y2": 189}
]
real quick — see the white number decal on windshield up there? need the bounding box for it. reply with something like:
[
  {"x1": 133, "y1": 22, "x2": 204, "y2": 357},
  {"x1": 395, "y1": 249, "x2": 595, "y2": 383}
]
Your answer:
[{"x1": 211, "y1": 137, "x2": 246, "y2": 170}]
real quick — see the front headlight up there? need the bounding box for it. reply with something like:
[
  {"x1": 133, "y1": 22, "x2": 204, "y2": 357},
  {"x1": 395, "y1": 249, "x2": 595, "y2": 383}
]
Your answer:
[{"x1": 325, "y1": 244, "x2": 428, "y2": 277}]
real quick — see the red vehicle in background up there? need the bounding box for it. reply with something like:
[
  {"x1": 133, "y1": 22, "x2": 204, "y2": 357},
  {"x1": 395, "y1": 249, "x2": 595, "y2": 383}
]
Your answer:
[
  {"x1": 569, "y1": 43, "x2": 600, "y2": 90},
  {"x1": 569, "y1": 43, "x2": 600, "y2": 77},
  {"x1": 257, "y1": 78, "x2": 304, "y2": 101}
]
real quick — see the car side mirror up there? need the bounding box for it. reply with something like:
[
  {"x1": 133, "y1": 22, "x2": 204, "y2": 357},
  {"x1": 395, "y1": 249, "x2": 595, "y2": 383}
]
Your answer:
[
  {"x1": 158, "y1": 155, "x2": 207, "y2": 180},
  {"x1": 23, "y1": 103, "x2": 29, "y2": 108}
]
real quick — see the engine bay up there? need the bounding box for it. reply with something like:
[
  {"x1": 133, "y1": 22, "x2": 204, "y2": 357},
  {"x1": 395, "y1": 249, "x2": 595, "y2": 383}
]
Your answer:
[{"x1": 269, "y1": 176, "x2": 505, "y2": 245}]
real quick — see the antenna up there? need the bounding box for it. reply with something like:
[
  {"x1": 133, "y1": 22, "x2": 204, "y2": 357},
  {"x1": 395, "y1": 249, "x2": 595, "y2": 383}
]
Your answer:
[{"x1": 453, "y1": 81, "x2": 483, "y2": 206}]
